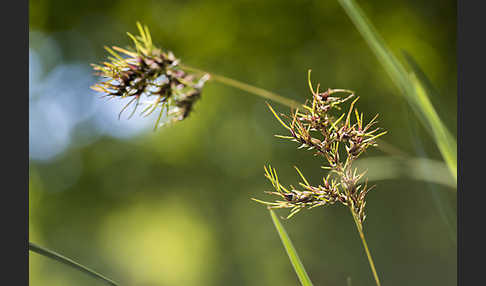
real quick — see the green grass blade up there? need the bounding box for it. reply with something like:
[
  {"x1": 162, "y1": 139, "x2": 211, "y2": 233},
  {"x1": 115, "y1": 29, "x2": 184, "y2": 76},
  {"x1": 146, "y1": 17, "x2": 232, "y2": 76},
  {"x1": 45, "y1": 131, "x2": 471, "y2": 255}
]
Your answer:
[
  {"x1": 29, "y1": 242, "x2": 119, "y2": 286},
  {"x1": 401, "y1": 51, "x2": 442, "y2": 101},
  {"x1": 338, "y1": 0, "x2": 457, "y2": 182},
  {"x1": 409, "y1": 73, "x2": 457, "y2": 181},
  {"x1": 402, "y1": 52, "x2": 457, "y2": 182},
  {"x1": 269, "y1": 210, "x2": 314, "y2": 286}
]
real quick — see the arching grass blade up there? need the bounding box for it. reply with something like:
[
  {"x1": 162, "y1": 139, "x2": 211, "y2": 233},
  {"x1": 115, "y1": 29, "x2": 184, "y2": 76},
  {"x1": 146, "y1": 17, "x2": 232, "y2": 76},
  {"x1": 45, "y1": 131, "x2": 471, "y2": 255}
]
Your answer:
[{"x1": 29, "y1": 242, "x2": 119, "y2": 286}]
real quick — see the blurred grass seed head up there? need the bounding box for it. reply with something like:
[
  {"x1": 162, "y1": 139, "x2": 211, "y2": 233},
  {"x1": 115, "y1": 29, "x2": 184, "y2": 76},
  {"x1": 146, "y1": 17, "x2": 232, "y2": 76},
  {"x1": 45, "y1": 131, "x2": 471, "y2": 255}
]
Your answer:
[{"x1": 91, "y1": 22, "x2": 209, "y2": 130}]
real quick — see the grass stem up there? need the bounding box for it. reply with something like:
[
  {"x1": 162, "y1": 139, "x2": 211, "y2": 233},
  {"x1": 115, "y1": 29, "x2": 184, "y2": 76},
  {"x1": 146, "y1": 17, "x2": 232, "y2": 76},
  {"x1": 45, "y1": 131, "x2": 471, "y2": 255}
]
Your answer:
[
  {"x1": 181, "y1": 64, "x2": 303, "y2": 109},
  {"x1": 349, "y1": 209, "x2": 381, "y2": 286}
]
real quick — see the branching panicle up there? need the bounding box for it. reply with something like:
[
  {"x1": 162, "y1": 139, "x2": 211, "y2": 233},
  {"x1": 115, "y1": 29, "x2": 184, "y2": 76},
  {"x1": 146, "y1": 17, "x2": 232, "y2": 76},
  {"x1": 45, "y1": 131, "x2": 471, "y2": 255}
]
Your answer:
[
  {"x1": 254, "y1": 70, "x2": 386, "y2": 225},
  {"x1": 91, "y1": 22, "x2": 209, "y2": 129}
]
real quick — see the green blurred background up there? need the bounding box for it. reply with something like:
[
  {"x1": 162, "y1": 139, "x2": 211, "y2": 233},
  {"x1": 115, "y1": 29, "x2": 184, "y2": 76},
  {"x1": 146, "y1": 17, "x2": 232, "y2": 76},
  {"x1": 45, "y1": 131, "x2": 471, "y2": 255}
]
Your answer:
[{"x1": 29, "y1": 0, "x2": 456, "y2": 285}]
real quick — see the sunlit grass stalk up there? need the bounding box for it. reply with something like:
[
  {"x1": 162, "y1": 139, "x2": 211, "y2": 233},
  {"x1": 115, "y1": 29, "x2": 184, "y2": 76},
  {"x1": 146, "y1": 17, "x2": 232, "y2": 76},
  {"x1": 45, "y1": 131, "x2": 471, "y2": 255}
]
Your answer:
[{"x1": 29, "y1": 242, "x2": 118, "y2": 286}]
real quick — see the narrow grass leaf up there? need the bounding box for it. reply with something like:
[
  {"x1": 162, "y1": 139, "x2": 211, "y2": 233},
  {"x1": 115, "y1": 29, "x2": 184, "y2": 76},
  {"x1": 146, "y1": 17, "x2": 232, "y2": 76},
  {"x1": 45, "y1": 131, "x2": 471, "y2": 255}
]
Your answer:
[
  {"x1": 403, "y1": 52, "x2": 457, "y2": 181},
  {"x1": 29, "y1": 242, "x2": 119, "y2": 286},
  {"x1": 410, "y1": 73, "x2": 457, "y2": 181},
  {"x1": 269, "y1": 210, "x2": 314, "y2": 286}
]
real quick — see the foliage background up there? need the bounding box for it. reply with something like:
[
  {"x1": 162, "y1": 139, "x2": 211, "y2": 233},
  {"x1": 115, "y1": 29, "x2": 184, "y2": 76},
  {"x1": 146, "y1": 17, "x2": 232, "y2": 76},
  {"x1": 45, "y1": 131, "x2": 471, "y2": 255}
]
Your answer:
[{"x1": 29, "y1": 0, "x2": 456, "y2": 285}]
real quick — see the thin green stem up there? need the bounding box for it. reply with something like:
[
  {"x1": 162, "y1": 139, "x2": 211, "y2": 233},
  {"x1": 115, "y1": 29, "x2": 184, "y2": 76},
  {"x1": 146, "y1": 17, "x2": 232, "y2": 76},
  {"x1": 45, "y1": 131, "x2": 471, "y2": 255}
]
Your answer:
[
  {"x1": 29, "y1": 242, "x2": 119, "y2": 286},
  {"x1": 180, "y1": 64, "x2": 302, "y2": 109},
  {"x1": 349, "y1": 209, "x2": 381, "y2": 286}
]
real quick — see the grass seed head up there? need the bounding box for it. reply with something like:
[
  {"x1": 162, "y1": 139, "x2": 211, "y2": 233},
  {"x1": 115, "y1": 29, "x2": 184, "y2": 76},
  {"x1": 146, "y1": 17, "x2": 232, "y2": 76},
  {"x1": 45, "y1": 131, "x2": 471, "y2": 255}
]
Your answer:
[
  {"x1": 255, "y1": 71, "x2": 386, "y2": 224},
  {"x1": 91, "y1": 22, "x2": 209, "y2": 129}
]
